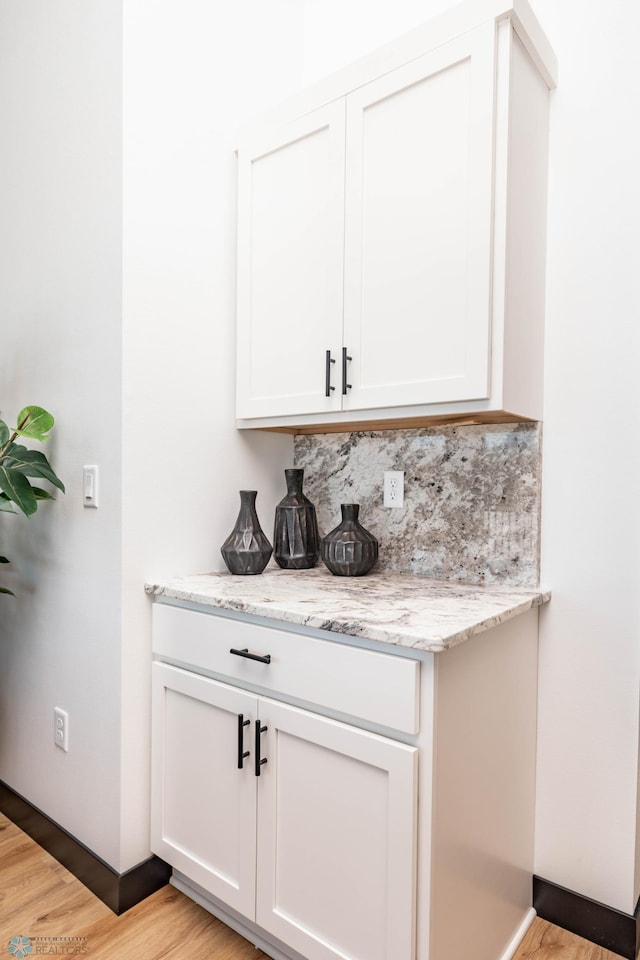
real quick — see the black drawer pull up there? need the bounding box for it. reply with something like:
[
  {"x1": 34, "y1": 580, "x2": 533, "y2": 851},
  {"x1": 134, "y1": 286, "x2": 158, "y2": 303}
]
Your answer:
[
  {"x1": 230, "y1": 647, "x2": 271, "y2": 665},
  {"x1": 255, "y1": 720, "x2": 268, "y2": 776},
  {"x1": 237, "y1": 714, "x2": 250, "y2": 769},
  {"x1": 325, "y1": 350, "x2": 336, "y2": 396},
  {"x1": 342, "y1": 347, "x2": 352, "y2": 394}
]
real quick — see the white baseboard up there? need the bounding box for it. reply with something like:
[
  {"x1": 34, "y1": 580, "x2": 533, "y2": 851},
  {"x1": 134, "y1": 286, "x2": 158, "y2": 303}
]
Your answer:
[{"x1": 499, "y1": 908, "x2": 537, "y2": 960}]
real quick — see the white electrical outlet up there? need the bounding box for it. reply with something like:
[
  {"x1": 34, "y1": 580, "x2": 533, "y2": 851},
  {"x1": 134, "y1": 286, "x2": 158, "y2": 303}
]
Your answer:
[
  {"x1": 54, "y1": 707, "x2": 69, "y2": 752},
  {"x1": 383, "y1": 470, "x2": 405, "y2": 508}
]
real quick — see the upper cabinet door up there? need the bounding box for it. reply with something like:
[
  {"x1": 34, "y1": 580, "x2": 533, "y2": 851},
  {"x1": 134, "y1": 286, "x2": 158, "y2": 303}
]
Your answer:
[
  {"x1": 237, "y1": 103, "x2": 346, "y2": 419},
  {"x1": 342, "y1": 24, "x2": 497, "y2": 411}
]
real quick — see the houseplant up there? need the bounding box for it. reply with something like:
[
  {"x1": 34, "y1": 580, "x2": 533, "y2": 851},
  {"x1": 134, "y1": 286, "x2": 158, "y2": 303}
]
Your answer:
[{"x1": 0, "y1": 405, "x2": 64, "y2": 595}]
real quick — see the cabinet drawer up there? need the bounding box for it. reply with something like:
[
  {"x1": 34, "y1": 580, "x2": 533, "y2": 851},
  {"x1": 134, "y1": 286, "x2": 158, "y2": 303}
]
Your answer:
[{"x1": 153, "y1": 603, "x2": 419, "y2": 734}]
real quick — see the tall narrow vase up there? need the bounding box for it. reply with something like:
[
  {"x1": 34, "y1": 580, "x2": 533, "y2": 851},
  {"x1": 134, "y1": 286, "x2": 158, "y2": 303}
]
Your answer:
[
  {"x1": 320, "y1": 503, "x2": 379, "y2": 577},
  {"x1": 273, "y1": 468, "x2": 320, "y2": 570},
  {"x1": 221, "y1": 490, "x2": 272, "y2": 575}
]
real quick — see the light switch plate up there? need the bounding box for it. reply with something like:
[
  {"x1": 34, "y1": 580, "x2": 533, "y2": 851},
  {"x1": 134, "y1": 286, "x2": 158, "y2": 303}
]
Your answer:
[{"x1": 83, "y1": 465, "x2": 99, "y2": 508}]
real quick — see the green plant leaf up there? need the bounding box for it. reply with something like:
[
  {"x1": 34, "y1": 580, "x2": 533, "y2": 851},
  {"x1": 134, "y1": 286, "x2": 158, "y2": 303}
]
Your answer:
[
  {"x1": 32, "y1": 487, "x2": 55, "y2": 500},
  {"x1": 4, "y1": 445, "x2": 65, "y2": 492},
  {"x1": 0, "y1": 465, "x2": 38, "y2": 516},
  {"x1": 15, "y1": 406, "x2": 54, "y2": 441},
  {"x1": 0, "y1": 420, "x2": 9, "y2": 448},
  {"x1": 0, "y1": 499, "x2": 17, "y2": 513},
  {"x1": 0, "y1": 586, "x2": 15, "y2": 596},
  {"x1": 0, "y1": 556, "x2": 9, "y2": 563}
]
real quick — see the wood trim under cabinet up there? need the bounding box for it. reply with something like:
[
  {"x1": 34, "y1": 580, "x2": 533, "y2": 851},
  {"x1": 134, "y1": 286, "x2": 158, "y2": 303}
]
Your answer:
[
  {"x1": 245, "y1": 411, "x2": 534, "y2": 435},
  {"x1": 0, "y1": 780, "x2": 171, "y2": 914},
  {"x1": 533, "y1": 875, "x2": 640, "y2": 960}
]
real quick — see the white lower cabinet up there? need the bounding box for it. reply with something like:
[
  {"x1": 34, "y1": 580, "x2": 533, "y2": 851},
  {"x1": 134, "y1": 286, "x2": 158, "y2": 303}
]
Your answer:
[
  {"x1": 151, "y1": 665, "x2": 257, "y2": 917},
  {"x1": 151, "y1": 602, "x2": 539, "y2": 960},
  {"x1": 152, "y1": 661, "x2": 417, "y2": 960}
]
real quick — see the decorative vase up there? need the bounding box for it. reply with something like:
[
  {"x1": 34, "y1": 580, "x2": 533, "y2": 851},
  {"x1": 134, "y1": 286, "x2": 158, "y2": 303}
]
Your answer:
[
  {"x1": 273, "y1": 468, "x2": 320, "y2": 570},
  {"x1": 221, "y1": 490, "x2": 273, "y2": 575},
  {"x1": 320, "y1": 503, "x2": 379, "y2": 577}
]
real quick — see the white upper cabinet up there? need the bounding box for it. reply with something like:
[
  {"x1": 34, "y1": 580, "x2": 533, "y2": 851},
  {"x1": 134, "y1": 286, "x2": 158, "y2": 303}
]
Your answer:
[
  {"x1": 342, "y1": 25, "x2": 495, "y2": 412},
  {"x1": 236, "y1": 2, "x2": 557, "y2": 429},
  {"x1": 237, "y1": 103, "x2": 345, "y2": 418}
]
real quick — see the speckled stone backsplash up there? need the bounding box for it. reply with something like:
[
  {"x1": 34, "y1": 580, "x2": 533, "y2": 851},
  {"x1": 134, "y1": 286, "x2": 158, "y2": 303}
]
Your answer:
[{"x1": 294, "y1": 424, "x2": 541, "y2": 587}]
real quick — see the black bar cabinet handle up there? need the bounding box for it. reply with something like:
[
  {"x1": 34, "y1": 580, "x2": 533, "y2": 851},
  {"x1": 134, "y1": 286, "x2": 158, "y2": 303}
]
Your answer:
[
  {"x1": 342, "y1": 347, "x2": 352, "y2": 394},
  {"x1": 255, "y1": 720, "x2": 268, "y2": 776},
  {"x1": 230, "y1": 647, "x2": 271, "y2": 665},
  {"x1": 325, "y1": 349, "x2": 336, "y2": 396},
  {"x1": 237, "y1": 714, "x2": 250, "y2": 769}
]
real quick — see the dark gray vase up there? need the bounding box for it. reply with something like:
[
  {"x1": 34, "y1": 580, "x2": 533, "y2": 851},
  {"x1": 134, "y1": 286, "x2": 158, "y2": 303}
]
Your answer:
[
  {"x1": 221, "y1": 490, "x2": 272, "y2": 575},
  {"x1": 320, "y1": 503, "x2": 379, "y2": 577},
  {"x1": 274, "y1": 468, "x2": 320, "y2": 570}
]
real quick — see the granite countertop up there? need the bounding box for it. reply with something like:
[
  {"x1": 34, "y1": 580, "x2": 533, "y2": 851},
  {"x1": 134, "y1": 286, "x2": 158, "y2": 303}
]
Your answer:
[{"x1": 145, "y1": 566, "x2": 550, "y2": 654}]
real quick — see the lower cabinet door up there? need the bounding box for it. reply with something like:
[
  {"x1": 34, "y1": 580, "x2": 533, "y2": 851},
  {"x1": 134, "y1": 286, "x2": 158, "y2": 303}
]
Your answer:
[
  {"x1": 151, "y1": 663, "x2": 257, "y2": 917},
  {"x1": 255, "y1": 698, "x2": 418, "y2": 960}
]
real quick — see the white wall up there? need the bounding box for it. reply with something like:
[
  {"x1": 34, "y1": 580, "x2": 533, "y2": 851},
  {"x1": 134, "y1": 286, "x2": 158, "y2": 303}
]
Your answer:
[
  {"x1": 531, "y1": 0, "x2": 640, "y2": 913},
  {"x1": 0, "y1": 0, "x2": 124, "y2": 868}
]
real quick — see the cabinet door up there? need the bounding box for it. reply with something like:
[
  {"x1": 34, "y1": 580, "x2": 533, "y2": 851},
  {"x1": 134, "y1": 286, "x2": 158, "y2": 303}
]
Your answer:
[
  {"x1": 151, "y1": 663, "x2": 257, "y2": 917},
  {"x1": 342, "y1": 23, "x2": 496, "y2": 411},
  {"x1": 237, "y1": 102, "x2": 345, "y2": 419},
  {"x1": 256, "y1": 698, "x2": 418, "y2": 960}
]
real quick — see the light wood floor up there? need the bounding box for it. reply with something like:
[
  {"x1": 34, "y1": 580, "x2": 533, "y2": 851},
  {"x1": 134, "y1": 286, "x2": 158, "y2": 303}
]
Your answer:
[{"x1": 0, "y1": 812, "x2": 622, "y2": 960}]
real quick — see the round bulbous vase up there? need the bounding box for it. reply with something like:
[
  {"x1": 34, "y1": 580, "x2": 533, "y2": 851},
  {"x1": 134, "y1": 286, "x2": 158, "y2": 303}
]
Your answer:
[
  {"x1": 320, "y1": 503, "x2": 379, "y2": 577},
  {"x1": 221, "y1": 490, "x2": 273, "y2": 575},
  {"x1": 273, "y1": 468, "x2": 320, "y2": 570}
]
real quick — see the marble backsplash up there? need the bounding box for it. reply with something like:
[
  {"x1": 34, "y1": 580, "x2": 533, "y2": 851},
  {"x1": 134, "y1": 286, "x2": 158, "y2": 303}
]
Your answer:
[{"x1": 293, "y1": 423, "x2": 541, "y2": 587}]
